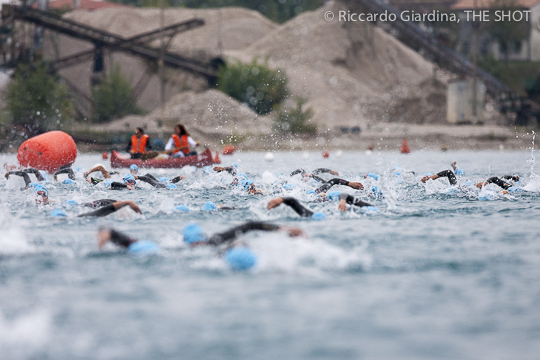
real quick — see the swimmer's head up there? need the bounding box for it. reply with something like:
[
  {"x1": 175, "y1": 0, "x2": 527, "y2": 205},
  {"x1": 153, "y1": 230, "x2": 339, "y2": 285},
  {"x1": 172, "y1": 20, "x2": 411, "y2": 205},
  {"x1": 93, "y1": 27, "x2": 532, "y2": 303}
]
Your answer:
[
  {"x1": 50, "y1": 209, "x2": 67, "y2": 218},
  {"x1": 129, "y1": 164, "x2": 139, "y2": 174},
  {"x1": 63, "y1": 178, "x2": 75, "y2": 185},
  {"x1": 367, "y1": 173, "x2": 378, "y2": 181},
  {"x1": 30, "y1": 183, "x2": 49, "y2": 201},
  {"x1": 240, "y1": 179, "x2": 253, "y2": 190},
  {"x1": 311, "y1": 212, "x2": 326, "y2": 221},
  {"x1": 183, "y1": 223, "x2": 208, "y2": 244},
  {"x1": 201, "y1": 201, "x2": 217, "y2": 211},
  {"x1": 167, "y1": 183, "x2": 177, "y2": 189},
  {"x1": 123, "y1": 174, "x2": 136, "y2": 186},
  {"x1": 225, "y1": 247, "x2": 257, "y2": 271}
]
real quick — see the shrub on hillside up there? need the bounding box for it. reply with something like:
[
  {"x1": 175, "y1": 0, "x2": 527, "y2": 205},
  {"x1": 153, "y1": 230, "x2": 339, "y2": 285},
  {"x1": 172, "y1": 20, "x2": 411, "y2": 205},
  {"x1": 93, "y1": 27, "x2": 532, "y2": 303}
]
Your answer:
[
  {"x1": 91, "y1": 64, "x2": 143, "y2": 123},
  {"x1": 274, "y1": 97, "x2": 316, "y2": 134},
  {"x1": 5, "y1": 62, "x2": 74, "y2": 135},
  {"x1": 216, "y1": 60, "x2": 287, "y2": 115}
]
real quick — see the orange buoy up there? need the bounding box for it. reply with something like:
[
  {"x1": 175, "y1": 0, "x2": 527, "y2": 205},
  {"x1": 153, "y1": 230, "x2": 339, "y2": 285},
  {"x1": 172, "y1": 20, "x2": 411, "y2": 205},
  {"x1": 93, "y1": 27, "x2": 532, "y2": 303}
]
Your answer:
[
  {"x1": 222, "y1": 145, "x2": 238, "y2": 155},
  {"x1": 401, "y1": 138, "x2": 411, "y2": 154},
  {"x1": 214, "y1": 151, "x2": 221, "y2": 164},
  {"x1": 322, "y1": 150, "x2": 330, "y2": 158},
  {"x1": 102, "y1": 151, "x2": 109, "y2": 160},
  {"x1": 17, "y1": 131, "x2": 77, "y2": 173}
]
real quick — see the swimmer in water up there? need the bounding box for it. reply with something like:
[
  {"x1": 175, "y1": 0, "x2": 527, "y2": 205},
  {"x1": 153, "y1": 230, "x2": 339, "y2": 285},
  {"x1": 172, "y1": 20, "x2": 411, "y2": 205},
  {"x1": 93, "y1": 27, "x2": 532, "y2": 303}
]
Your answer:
[
  {"x1": 78, "y1": 200, "x2": 142, "y2": 217},
  {"x1": 421, "y1": 170, "x2": 457, "y2": 185},
  {"x1": 96, "y1": 222, "x2": 303, "y2": 258},
  {"x1": 476, "y1": 175, "x2": 519, "y2": 193},
  {"x1": 5, "y1": 170, "x2": 50, "y2": 204},
  {"x1": 313, "y1": 178, "x2": 364, "y2": 194},
  {"x1": 267, "y1": 193, "x2": 372, "y2": 216},
  {"x1": 289, "y1": 168, "x2": 339, "y2": 183},
  {"x1": 53, "y1": 164, "x2": 78, "y2": 181},
  {"x1": 85, "y1": 164, "x2": 184, "y2": 188},
  {"x1": 5, "y1": 168, "x2": 45, "y2": 185}
]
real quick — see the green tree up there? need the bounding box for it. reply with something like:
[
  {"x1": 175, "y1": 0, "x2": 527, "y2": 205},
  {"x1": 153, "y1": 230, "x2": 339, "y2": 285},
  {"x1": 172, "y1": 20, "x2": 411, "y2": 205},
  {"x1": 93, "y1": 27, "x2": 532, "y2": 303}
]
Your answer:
[
  {"x1": 5, "y1": 62, "x2": 74, "y2": 135},
  {"x1": 485, "y1": 0, "x2": 529, "y2": 65},
  {"x1": 91, "y1": 64, "x2": 143, "y2": 123},
  {"x1": 274, "y1": 97, "x2": 316, "y2": 134},
  {"x1": 216, "y1": 60, "x2": 287, "y2": 115}
]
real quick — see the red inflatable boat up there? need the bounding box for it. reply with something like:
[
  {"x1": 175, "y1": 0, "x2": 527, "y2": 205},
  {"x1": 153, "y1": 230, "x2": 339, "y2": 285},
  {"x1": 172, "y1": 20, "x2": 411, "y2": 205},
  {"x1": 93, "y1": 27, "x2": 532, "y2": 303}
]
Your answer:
[{"x1": 110, "y1": 148, "x2": 215, "y2": 169}]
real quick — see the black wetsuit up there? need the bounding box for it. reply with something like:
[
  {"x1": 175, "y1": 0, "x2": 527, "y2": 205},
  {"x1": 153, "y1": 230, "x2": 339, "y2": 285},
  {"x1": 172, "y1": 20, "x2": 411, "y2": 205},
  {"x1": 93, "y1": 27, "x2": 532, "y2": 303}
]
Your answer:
[
  {"x1": 109, "y1": 173, "x2": 166, "y2": 190},
  {"x1": 78, "y1": 204, "x2": 119, "y2": 217},
  {"x1": 281, "y1": 197, "x2": 314, "y2": 217},
  {"x1": 435, "y1": 170, "x2": 457, "y2": 186},
  {"x1": 82, "y1": 199, "x2": 117, "y2": 208},
  {"x1": 137, "y1": 174, "x2": 166, "y2": 188},
  {"x1": 338, "y1": 193, "x2": 372, "y2": 208},
  {"x1": 217, "y1": 167, "x2": 237, "y2": 176},
  {"x1": 109, "y1": 229, "x2": 137, "y2": 248},
  {"x1": 107, "y1": 221, "x2": 279, "y2": 249},
  {"x1": 170, "y1": 176, "x2": 185, "y2": 184},
  {"x1": 485, "y1": 177, "x2": 512, "y2": 190},
  {"x1": 315, "y1": 178, "x2": 355, "y2": 194},
  {"x1": 207, "y1": 222, "x2": 280, "y2": 246},
  {"x1": 6, "y1": 169, "x2": 44, "y2": 186},
  {"x1": 290, "y1": 168, "x2": 334, "y2": 176},
  {"x1": 54, "y1": 165, "x2": 75, "y2": 180}
]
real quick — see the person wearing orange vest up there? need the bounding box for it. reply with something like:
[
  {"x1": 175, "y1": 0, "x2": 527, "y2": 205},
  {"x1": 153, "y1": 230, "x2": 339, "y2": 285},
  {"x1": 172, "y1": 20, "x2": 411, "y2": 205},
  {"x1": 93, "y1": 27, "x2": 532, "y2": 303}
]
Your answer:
[
  {"x1": 126, "y1": 127, "x2": 152, "y2": 159},
  {"x1": 164, "y1": 124, "x2": 199, "y2": 158}
]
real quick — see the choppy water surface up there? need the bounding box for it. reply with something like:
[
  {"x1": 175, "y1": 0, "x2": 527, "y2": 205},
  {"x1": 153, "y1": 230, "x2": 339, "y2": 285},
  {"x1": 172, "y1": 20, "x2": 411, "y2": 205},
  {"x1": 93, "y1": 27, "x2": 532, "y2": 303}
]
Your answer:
[{"x1": 1, "y1": 150, "x2": 540, "y2": 360}]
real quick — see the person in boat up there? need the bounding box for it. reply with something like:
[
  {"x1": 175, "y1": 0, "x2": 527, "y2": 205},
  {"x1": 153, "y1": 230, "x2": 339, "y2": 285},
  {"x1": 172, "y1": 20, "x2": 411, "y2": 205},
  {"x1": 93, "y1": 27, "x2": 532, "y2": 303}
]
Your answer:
[
  {"x1": 127, "y1": 127, "x2": 152, "y2": 159},
  {"x1": 164, "y1": 124, "x2": 199, "y2": 158},
  {"x1": 78, "y1": 200, "x2": 142, "y2": 217},
  {"x1": 267, "y1": 193, "x2": 373, "y2": 218},
  {"x1": 5, "y1": 170, "x2": 50, "y2": 204}
]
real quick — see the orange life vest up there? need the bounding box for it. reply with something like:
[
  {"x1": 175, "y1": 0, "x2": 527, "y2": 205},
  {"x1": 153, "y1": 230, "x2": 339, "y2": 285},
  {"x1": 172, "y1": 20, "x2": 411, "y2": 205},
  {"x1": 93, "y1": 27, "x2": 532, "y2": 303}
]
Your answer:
[
  {"x1": 130, "y1": 134, "x2": 149, "y2": 154},
  {"x1": 171, "y1": 134, "x2": 190, "y2": 155}
]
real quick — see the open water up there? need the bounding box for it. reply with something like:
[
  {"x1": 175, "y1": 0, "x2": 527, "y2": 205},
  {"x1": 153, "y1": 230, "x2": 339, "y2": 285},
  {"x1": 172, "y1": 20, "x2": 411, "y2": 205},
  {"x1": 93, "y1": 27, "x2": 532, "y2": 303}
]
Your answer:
[{"x1": 1, "y1": 150, "x2": 539, "y2": 360}]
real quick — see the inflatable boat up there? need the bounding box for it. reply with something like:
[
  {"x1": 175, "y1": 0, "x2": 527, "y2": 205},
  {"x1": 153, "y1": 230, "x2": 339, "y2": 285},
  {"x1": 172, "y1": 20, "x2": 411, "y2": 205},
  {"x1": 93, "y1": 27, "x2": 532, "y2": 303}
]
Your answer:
[{"x1": 110, "y1": 148, "x2": 215, "y2": 169}]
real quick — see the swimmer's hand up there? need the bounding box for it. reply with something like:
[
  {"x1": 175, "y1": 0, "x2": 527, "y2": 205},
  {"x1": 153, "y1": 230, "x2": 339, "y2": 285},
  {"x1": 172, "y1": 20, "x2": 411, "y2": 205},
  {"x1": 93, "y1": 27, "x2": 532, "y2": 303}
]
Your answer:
[
  {"x1": 97, "y1": 228, "x2": 111, "y2": 249},
  {"x1": 178, "y1": 175, "x2": 186, "y2": 181},
  {"x1": 53, "y1": 174, "x2": 58, "y2": 181},
  {"x1": 267, "y1": 197, "x2": 283, "y2": 210},
  {"x1": 4, "y1": 172, "x2": 9, "y2": 179},
  {"x1": 330, "y1": 170, "x2": 339, "y2": 175},
  {"x1": 280, "y1": 226, "x2": 304, "y2": 237},
  {"x1": 421, "y1": 175, "x2": 438, "y2": 183},
  {"x1": 348, "y1": 182, "x2": 364, "y2": 190},
  {"x1": 451, "y1": 161, "x2": 457, "y2": 171},
  {"x1": 502, "y1": 190, "x2": 509, "y2": 195},
  {"x1": 83, "y1": 171, "x2": 89, "y2": 178},
  {"x1": 476, "y1": 181, "x2": 486, "y2": 189},
  {"x1": 338, "y1": 199, "x2": 347, "y2": 212},
  {"x1": 127, "y1": 185, "x2": 135, "y2": 190},
  {"x1": 213, "y1": 166, "x2": 226, "y2": 172}
]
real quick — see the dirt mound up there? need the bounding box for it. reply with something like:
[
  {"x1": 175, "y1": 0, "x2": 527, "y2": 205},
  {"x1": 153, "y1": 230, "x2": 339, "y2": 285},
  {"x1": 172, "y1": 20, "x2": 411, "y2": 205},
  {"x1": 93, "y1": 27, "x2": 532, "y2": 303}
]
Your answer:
[
  {"x1": 230, "y1": 1, "x2": 458, "y2": 128},
  {"x1": 65, "y1": 7, "x2": 278, "y2": 54},
  {"x1": 92, "y1": 89, "x2": 270, "y2": 142}
]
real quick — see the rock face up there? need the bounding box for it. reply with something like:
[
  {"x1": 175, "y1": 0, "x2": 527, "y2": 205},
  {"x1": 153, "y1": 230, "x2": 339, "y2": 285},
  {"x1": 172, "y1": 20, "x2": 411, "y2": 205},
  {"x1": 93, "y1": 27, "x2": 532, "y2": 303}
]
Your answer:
[{"x1": 42, "y1": 7, "x2": 277, "y2": 112}]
